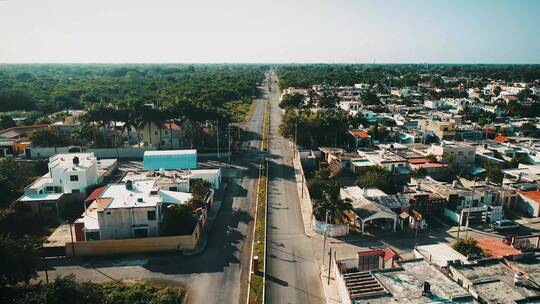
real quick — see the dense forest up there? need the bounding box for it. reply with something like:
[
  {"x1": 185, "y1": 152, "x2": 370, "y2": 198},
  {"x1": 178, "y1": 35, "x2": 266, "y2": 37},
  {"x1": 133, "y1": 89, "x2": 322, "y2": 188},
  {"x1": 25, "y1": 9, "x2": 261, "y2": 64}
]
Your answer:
[
  {"x1": 0, "y1": 64, "x2": 267, "y2": 121},
  {"x1": 276, "y1": 64, "x2": 540, "y2": 88}
]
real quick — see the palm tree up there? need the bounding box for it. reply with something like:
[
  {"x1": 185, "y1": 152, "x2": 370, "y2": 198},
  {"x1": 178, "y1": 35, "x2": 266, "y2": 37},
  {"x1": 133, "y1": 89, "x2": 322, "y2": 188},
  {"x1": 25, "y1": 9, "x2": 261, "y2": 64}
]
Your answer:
[{"x1": 312, "y1": 190, "x2": 353, "y2": 225}]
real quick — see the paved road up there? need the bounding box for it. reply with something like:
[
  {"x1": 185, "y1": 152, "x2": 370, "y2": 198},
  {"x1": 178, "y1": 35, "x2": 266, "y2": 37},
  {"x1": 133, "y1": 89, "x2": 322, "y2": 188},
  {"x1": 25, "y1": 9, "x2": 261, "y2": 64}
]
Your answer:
[
  {"x1": 36, "y1": 77, "x2": 270, "y2": 304},
  {"x1": 265, "y1": 73, "x2": 325, "y2": 303}
]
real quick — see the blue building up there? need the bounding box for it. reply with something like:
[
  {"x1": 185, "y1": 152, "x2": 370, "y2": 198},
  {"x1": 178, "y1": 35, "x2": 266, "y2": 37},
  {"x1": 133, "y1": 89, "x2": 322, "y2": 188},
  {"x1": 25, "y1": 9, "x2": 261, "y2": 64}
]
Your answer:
[{"x1": 143, "y1": 150, "x2": 197, "y2": 170}]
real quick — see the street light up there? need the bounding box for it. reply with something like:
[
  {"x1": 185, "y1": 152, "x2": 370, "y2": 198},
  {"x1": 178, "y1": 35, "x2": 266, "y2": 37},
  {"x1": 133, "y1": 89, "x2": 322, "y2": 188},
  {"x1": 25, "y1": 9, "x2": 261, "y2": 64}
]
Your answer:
[
  {"x1": 465, "y1": 177, "x2": 478, "y2": 240},
  {"x1": 322, "y1": 210, "x2": 329, "y2": 265}
]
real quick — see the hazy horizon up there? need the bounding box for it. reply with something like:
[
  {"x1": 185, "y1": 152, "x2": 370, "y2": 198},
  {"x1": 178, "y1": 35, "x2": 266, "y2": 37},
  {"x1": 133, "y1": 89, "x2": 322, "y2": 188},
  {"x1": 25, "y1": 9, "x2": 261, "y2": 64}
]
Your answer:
[{"x1": 1, "y1": 0, "x2": 539, "y2": 64}]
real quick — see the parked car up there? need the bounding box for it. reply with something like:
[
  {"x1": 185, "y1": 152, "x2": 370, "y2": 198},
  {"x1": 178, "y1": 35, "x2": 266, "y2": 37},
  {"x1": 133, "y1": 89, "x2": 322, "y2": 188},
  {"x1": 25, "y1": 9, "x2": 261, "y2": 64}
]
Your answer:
[{"x1": 491, "y1": 220, "x2": 520, "y2": 231}]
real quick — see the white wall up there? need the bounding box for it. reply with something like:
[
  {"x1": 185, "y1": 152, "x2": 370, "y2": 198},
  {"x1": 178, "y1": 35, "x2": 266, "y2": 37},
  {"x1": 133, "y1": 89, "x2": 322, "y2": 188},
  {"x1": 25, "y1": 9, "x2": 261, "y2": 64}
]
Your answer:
[{"x1": 98, "y1": 206, "x2": 160, "y2": 240}]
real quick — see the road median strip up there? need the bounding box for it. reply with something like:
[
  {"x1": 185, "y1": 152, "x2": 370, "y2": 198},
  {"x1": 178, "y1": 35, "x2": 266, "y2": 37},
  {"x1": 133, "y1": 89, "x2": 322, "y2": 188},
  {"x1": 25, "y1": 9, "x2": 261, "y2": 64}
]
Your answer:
[{"x1": 249, "y1": 95, "x2": 270, "y2": 304}]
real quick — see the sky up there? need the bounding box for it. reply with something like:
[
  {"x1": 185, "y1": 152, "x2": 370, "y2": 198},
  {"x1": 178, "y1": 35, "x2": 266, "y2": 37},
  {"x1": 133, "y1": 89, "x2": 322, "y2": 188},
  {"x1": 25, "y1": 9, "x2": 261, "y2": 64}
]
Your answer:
[{"x1": 0, "y1": 0, "x2": 539, "y2": 64}]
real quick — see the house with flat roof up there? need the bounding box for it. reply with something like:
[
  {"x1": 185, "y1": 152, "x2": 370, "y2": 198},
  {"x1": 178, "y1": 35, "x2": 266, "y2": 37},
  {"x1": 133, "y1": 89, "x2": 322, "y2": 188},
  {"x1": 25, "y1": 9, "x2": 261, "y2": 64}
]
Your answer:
[
  {"x1": 18, "y1": 152, "x2": 117, "y2": 217},
  {"x1": 414, "y1": 243, "x2": 471, "y2": 271},
  {"x1": 334, "y1": 249, "x2": 473, "y2": 304},
  {"x1": 449, "y1": 258, "x2": 540, "y2": 303},
  {"x1": 426, "y1": 141, "x2": 477, "y2": 166},
  {"x1": 75, "y1": 179, "x2": 193, "y2": 241},
  {"x1": 122, "y1": 168, "x2": 222, "y2": 192}
]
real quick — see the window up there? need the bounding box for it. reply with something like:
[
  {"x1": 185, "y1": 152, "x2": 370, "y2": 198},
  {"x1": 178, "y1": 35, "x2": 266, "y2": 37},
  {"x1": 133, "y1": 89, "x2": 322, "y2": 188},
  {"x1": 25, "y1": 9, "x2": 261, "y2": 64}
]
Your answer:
[
  {"x1": 106, "y1": 211, "x2": 111, "y2": 215},
  {"x1": 72, "y1": 189, "x2": 80, "y2": 194},
  {"x1": 169, "y1": 187, "x2": 178, "y2": 191},
  {"x1": 154, "y1": 131, "x2": 158, "y2": 136},
  {"x1": 85, "y1": 231, "x2": 100, "y2": 241},
  {"x1": 458, "y1": 151, "x2": 463, "y2": 156},
  {"x1": 147, "y1": 210, "x2": 156, "y2": 221},
  {"x1": 134, "y1": 228, "x2": 148, "y2": 238},
  {"x1": 46, "y1": 186, "x2": 54, "y2": 193},
  {"x1": 70, "y1": 175, "x2": 79, "y2": 182}
]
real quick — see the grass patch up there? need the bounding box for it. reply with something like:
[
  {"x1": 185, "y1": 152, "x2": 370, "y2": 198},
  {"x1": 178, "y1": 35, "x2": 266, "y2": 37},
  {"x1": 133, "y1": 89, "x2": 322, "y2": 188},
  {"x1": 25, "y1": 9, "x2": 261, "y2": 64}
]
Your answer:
[
  {"x1": 249, "y1": 172, "x2": 267, "y2": 304},
  {"x1": 249, "y1": 98, "x2": 270, "y2": 304},
  {"x1": 261, "y1": 99, "x2": 270, "y2": 152},
  {"x1": 1, "y1": 275, "x2": 188, "y2": 304}
]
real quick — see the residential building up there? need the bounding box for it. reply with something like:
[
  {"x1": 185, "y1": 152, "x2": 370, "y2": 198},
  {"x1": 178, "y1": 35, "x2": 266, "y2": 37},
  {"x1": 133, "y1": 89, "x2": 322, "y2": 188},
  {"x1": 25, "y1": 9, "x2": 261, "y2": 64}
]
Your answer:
[
  {"x1": 334, "y1": 251, "x2": 473, "y2": 304},
  {"x1": 449, "y1": 257, "x2": 540, "y2": 303},
  {"x1": 426, "y1": 141, "x2": 476, "y2": 165},
  {"x1": 418, "y1": 119, "x2": 456, "y2": 141},
  {"x1": 139, "y1": 122, "x2": 183, "y2": 148},
  {"x1": 76, "y1": 179, "x2": 194, "y2": 241},
  {"x1": 18, "y1": 152, "x2": 117, "y2": 216},
  {"x1": 348, "y1": 129, "x2": 371, "y2": 149}
]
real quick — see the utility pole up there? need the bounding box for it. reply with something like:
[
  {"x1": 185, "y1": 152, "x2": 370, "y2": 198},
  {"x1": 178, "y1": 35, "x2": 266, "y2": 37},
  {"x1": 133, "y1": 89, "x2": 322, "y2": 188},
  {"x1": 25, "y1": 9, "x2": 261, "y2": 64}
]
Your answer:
[
  {"x1": 322, "y1": 210, "x2": 329, "y2": 265},
  {"x1": 327, "y1": 247, "x2": 332, "y2": 285},
  {"x1": 465, "y1": 177, "x2": 477, "y2": 240},
  {"x1": 228, "y1": 123, "x2": 231, "y2": 165},
  {"x1": 69, "y1": 222, "x2": 75, "y2": 257},
  {"x1": 457, "y1": 209, "x2": 462, "y2": 241},
  {"x1": 294, "y1": 120, "x2": 298, "y2": 158},
  {"x1": 216, "y1": 120, "x2": 220, "y2": 159}
]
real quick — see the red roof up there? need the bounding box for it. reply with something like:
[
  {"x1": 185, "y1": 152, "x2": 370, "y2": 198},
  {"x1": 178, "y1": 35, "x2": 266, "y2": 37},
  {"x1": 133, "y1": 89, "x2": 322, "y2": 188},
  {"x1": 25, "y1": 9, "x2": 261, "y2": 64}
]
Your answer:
[
  {"x1": 162, "y1": 122, "x2": 180, "y2": 130},
  {"x1": 349, "y1": 130, "x2": 370, "y2": 139},
  {"x1": 0, "y1": 124, "x2": 51, "y2": 139},
  {"x1": 494, "y1": 135, "x2": 509, "y2": 143},
  {"x1": 518, "y1": 190, "x2": 540, "y2": 203},
  {"x1": 476, "y1": 238, "x2": 521, "y2": 258},
  {"x1": 408, "y1": 158, "x2": 432, "y2": 164},
  {"x1": 415, "y1": 163, "x2": 448, "y2": 169},
  {"x1": 383, "y1": 247, "x2": 399, "y2": 261},
  {"x1": 85, "y1": 187, "x2": 105, "y2": 203},
  {"x1": 357, "y1": 249, "x2": 385, "y2": 258}
]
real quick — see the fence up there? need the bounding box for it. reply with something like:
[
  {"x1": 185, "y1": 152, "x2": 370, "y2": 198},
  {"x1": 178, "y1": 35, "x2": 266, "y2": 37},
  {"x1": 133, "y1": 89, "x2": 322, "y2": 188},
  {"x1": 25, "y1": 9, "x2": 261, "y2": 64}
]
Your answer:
[
  {"x1": 29, "y1": 146, "x2": 232, "y2": 160},
  {"x1": 313, "y1": 219, "x2": 350, "y2": 237},
  {"x1": 29, "y1": 146, "x2": 158, "y2": 159},
  {"x1": 65, "y1": 227, "x2": 199, "y2": 257}
]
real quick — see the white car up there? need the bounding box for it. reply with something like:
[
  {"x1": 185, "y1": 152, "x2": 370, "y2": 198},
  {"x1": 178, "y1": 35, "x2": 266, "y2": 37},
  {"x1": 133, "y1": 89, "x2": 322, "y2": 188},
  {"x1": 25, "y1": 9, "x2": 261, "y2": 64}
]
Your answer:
[{"x1": 491, "y1": 220, "x2": 520, "y2": 231}]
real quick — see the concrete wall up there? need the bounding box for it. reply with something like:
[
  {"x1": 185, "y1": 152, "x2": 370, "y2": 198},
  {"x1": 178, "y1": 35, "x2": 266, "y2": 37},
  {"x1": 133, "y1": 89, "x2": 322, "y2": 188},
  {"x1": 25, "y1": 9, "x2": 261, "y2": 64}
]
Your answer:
[
  {"x1": 334, "y1": 258, "x2": 353, "y2": 304},
  {"x1": 66, "y1": 229, "x2": 198, "y2": 257},
  {"x1": 30, "y1": 146, "x2": 157, "y2": 159},
  {"x1": 314, "y1": 219, "x2": 349, "y2": 237},
  {"x1": 98, "y1": 206, "x2": 160, "y2": 240}
]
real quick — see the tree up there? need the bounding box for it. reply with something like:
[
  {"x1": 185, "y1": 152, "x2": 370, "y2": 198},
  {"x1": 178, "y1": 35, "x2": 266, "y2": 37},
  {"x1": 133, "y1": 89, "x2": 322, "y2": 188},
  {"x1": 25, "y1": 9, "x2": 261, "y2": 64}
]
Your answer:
[
  {"x1": 279, "y1": 93, "x2": 304, "y2": 109},
  {"x1": 452, "y1": 238, "x2": 484, "y2": 257},
  {"x1": 0, "y1": 234, "x2": 38, "y2": 286},
  {"x1": 361, "y1": 91, "x2": 380, "y2": 105},
  {"x1": 521, "y1": 122, "x2": 540, "y2": 138},
  {"x1": 312, "y1": 190, "x2": 353, "y2": 224},
  {"x1": 0, "y1": 115, "x2": 16, "y2": 130},
  {"x1": 356, "y1": 166, "x2": 397, "y2": 194},
  {"x1": 161, "y1": 204, "x2": 198, "y2": 236},
  {"x1": 485, "y1": 164, "x2": 503, "y2": 184},
  {"x1": 190, "y1": 179, "x2": 212, "y2": 200},
  {"x1": 381, "y1": 117, "x2": 397, "y2": 128},
  {"x1": 30, "y1": 129, "x2": 70, "y2": 147},
  {"x1": 318, "y1": 92, "x2": 339, "y2": 108},
  {"x1": 367, "y1": 125, "x2": 388, "y2": 142}
]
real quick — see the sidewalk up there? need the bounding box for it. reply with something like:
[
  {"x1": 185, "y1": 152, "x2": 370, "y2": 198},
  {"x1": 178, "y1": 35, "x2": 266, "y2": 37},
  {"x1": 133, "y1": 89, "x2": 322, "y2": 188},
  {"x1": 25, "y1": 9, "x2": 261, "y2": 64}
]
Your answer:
[
  {"x1": 320, "y1": 265, "x2": 342, "y2": 304},
  {"x1": 290, "y1": 142, "x2": 320, "y2": 239},
  {"x1": 183, "y1": 182, "x2": 227, "y2": 256}
]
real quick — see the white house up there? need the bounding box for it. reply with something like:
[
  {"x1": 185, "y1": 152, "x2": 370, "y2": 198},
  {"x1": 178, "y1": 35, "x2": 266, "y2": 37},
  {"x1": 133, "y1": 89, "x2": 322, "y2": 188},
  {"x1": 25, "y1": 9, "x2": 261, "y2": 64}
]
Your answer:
[
  {"x1": 77, "y1": 179, "x2": 193, "y2": 241},
  {"x1": 18, "y1": 153, "x2": 117, "y2": 216}
]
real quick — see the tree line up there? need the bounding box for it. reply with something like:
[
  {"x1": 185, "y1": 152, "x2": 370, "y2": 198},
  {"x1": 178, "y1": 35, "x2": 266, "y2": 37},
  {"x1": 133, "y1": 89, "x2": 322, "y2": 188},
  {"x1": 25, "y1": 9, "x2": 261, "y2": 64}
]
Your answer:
[{"x1": 276, "y1": 64, "x2": 540, "y2": 88}]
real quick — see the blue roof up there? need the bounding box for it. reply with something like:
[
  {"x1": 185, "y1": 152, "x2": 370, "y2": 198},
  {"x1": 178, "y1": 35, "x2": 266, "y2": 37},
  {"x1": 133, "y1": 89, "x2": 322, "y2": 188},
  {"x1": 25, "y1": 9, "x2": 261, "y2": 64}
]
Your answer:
[{"x1": 143, "y1": 150, "x2": 197, "y2": 170}]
